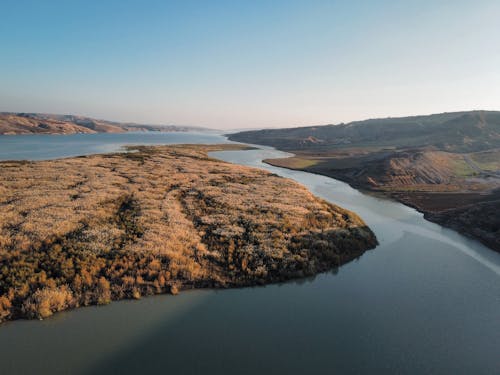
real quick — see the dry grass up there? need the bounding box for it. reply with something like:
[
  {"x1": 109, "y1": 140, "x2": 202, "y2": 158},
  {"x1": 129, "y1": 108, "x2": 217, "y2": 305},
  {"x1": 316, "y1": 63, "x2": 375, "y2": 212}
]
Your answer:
[
  {"x1": 470, "y1": 149, "x2": 500, "y2": 172},
  {"x1": 267, "y1": 149, "x2": 499, "y2": 193},
  {"x1": 264, "y1": 157, "x2": 320, "y2": 169},
  {"x1": 0, "y1": 144, "x2": 376, "y2": 321}
]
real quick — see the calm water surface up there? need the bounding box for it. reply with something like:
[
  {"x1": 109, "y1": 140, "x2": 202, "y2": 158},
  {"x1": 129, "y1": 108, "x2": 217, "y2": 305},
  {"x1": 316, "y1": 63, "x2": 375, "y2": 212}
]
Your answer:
[
  {"x1": 0, "y1": 131, "x2": 228, "y2": 160},
  {"x1": 0, "y1": 133, "x2": 499, "y2": 375}
]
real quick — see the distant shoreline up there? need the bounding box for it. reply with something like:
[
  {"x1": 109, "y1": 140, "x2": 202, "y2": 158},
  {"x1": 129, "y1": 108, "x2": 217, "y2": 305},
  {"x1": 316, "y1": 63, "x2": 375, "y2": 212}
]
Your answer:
[{"x1": 0, "y1": 112, "x2": 211, "y2": 135}]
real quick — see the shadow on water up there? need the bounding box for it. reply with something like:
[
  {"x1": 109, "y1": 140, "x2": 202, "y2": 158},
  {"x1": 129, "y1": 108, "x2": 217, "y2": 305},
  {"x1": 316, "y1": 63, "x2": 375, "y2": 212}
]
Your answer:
[
  {"x1": 84, "y1": 271, "x2": 364, "y2": 375},
  {"x1": 1, "y1": 139, "x2": 499, "y2": 375},
  {"x1": 1, "y1": 230, "x2": 499, "y2": 375},
  {"x1": 84, "y1": 230, "x2": 500, "y2": 375}
]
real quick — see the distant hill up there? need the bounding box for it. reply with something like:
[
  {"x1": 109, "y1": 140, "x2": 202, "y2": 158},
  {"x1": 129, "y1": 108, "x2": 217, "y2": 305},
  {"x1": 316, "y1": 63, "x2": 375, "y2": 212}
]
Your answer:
[
  {"x1": 0, "y1": 112, "x2": 209, "y2": 135},
  {"x1": 229, "y1": 111, "x2": 500, "y2": 153},
  {"x1": 229, "y1": 110, "x2": 500, "y2": 252}
]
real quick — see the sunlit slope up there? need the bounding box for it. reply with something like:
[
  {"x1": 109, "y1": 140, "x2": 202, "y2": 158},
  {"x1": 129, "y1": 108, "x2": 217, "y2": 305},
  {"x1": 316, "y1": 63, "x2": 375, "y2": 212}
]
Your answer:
[{"x1": 230, "y1": 111, "x2": 500, "y2": 153}]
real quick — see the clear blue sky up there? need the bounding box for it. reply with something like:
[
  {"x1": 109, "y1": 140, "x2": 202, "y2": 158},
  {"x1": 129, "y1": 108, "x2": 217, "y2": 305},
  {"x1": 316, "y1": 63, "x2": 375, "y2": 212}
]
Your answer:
[{"x1": 1, "y1": 0, "x2": 499, "y2": 129}]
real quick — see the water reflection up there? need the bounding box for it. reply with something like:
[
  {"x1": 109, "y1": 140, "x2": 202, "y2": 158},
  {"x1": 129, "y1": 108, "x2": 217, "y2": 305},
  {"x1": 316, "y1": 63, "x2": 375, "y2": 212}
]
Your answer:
[{"x1": 0, "y1": 136, "x2": 498, "y2": 375}]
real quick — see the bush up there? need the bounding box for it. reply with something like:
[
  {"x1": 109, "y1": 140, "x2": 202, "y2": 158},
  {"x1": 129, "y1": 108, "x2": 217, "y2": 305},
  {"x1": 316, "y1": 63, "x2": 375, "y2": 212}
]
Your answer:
[
  {"x1": 0, "y1": 145, "x2": 377, "y2": 322},
  {"x1": 22, "y1": 286, "x2": 74, "y2": 319},
  {"x1": 0, "y1": 296, "x2": 11, "y2": 322}
]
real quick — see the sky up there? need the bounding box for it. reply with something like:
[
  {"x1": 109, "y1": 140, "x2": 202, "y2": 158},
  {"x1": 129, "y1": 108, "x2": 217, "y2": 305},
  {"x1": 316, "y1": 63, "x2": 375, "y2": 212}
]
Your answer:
[{"x1": 1, "y1": 0, "x2": 499, "y2": 129}]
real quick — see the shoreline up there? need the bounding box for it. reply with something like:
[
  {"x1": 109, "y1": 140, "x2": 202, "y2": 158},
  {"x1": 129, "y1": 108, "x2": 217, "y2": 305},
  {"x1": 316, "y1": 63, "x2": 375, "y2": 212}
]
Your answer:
[
  {"x1": 263, "y1": 158, "x2": 500, "y2": 253},
  {"x1": 0, "y1": 144, "x2": 377, "y2": 323}
]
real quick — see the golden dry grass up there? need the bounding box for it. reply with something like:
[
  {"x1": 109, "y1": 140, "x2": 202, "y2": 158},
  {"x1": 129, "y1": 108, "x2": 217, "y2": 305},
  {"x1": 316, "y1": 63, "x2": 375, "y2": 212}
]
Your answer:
[
  {"x1": 0, "y1": 145, "x2": 376, "y2": 321},
  {"x1": 264, "y1": 157, "x2": 320, "y2": 169}
]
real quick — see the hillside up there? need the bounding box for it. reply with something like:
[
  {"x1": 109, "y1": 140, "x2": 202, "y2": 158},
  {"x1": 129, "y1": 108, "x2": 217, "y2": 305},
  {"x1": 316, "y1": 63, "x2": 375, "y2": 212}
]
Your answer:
[
  {"x1": 229, "y1": 111, "x2": 500, "y2": 153},
  {"x1": 0, "y1": 112, "x2": 208, "y2": 135},
  {"x1": 285, "y1": 149, "x2": 497, "y2": 191},
  {"x1": 230, "y1": 111, "x2": 500, "y2": 252},
  {"x1": 425, "y1": 199, "x2": 500, "y2": 252},
  {"x1": 0, "y1": 144, "x2": 377, "y2": 322}
]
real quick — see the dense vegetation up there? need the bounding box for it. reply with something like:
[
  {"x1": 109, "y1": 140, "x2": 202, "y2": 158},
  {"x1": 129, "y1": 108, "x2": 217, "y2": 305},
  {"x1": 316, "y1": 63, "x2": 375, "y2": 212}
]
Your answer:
[{"x1": 0, "y1": 145, "x2": 377, "y2": 322}]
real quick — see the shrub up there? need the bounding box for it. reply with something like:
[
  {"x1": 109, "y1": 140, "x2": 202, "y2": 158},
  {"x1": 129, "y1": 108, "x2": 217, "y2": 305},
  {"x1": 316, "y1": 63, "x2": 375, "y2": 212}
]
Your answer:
[
  {"x1": 22, "y1": 286, "x2": 74, "y2": 319},
  {"x1": 0, "y1": 145, "x2": 376, "y2": 322},
  {"x1": 0, "y1": 296, "x2": 11, "y2": 322}
]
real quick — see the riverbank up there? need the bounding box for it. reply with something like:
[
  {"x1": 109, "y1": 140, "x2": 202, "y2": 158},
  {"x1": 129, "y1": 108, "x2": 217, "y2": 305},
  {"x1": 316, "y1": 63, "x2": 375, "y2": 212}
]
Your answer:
[
  {"x1": 227, "y1": 110, "x2": 500, "y2": 253},
  {"x1": 0, "y1": 144, "x2": 377, "y2": 322},
  {"x1": 263, "y1": 155, "x2": 500, "y2": 252},
  {"x1": 1, "y1": 141, "x2": 499, "y2": 375}
]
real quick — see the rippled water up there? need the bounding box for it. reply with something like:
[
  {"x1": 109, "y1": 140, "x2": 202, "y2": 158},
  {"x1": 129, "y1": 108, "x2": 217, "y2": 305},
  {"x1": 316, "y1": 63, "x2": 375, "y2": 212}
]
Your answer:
[{"x1": 0, "y1": 134, "x2": 498, "y2": 375}]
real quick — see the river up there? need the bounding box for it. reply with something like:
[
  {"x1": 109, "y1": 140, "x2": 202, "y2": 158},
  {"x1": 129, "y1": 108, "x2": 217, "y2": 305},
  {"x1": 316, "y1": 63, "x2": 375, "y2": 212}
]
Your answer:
[{"x1": 0, "y1": 133, "x2": 499, "y2": 375}]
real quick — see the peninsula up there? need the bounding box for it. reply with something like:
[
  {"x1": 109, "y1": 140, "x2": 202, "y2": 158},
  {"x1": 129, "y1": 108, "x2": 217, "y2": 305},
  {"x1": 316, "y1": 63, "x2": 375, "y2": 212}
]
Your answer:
[{"x1": 0, "y1": 145, "x2": 377, "y2": 322}]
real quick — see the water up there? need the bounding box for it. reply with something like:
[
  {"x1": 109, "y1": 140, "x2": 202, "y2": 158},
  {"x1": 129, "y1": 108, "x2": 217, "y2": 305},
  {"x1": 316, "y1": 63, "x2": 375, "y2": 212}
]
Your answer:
[
  {"x1": 0, "y1": 131, "x2": 228, "y2": 160},
  {"x1": 0, "y1": 134, "x2": 499, "y2": 375}
]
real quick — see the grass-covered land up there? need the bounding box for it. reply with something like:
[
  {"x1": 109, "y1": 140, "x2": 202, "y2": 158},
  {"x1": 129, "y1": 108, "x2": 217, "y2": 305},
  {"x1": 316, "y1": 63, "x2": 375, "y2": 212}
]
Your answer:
[
  {"x1": 266, "y1": 157, "x2": 320, "y2": 169},
  {"x1": 265, "y1": 149, "x2": 500, "y2": 252},
  {"x1": 470, "y1": 149, "x2": 500, "y2": 172},
  {"x1": 231, "y1": 111, "x2": 500, "y2": 252},
  {"x1": 0, "y1": 144, "x2": 377, "y2": 322}
]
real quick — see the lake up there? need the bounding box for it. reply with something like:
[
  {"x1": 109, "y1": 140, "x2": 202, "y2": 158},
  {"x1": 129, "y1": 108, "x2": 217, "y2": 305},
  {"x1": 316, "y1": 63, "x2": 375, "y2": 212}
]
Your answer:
[
  {"x1": 0, "y1": 131, "x2": 228, "y2": 160},
  {"x1": 0, "y1": 133, "x2": 499, "y2": 375}
]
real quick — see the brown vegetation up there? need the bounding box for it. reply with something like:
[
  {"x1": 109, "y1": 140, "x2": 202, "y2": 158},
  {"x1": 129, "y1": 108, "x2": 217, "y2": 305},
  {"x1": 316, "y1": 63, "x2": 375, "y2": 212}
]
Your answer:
[{"x1": 0, "y1": 144, "x2": 377, "y2": 322}]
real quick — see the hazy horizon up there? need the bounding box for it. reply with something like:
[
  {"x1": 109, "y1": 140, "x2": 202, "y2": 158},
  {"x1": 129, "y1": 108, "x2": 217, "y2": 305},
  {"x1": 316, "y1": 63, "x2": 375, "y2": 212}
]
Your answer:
[
  {"x1": 2, "y1": 108, "x2": 498, "y2": 132},
  {"x1": 1, "y1": 0, "x2": 499, "y2": 129}
]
